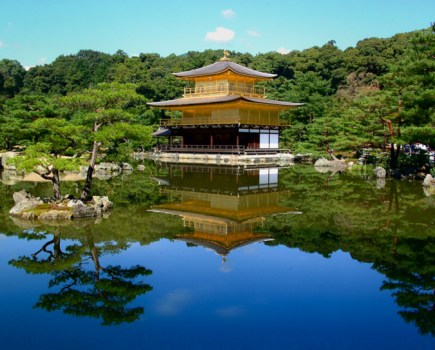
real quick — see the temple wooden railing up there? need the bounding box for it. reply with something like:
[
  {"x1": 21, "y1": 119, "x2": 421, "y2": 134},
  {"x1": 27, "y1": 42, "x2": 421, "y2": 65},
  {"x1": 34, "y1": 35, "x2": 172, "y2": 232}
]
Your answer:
[
  {"x1": 160, "y1": 116, "x2": 289, "y2": 127},
  {"x1": 157, "y1": 144, "x2": 245, "y2": 154},
  {"x1": 183, "y1": 84, "x2": 265, "y2": 98},
  {"x1": 156, "y1": 144, "x2": 285, "y2": 155}
]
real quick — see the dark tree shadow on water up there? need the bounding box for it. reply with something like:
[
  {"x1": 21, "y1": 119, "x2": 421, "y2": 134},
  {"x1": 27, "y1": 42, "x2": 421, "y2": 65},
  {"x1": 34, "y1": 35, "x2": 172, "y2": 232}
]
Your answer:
[{"x1": 9, "y1": 226, "x2": 153, "y2": 326}]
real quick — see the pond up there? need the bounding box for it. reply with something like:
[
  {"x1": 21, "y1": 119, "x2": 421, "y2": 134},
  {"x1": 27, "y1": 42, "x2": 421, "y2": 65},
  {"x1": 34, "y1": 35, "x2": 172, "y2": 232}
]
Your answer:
[{"x1": 0, "y1": 164, "x2": 434, "y2": 350}]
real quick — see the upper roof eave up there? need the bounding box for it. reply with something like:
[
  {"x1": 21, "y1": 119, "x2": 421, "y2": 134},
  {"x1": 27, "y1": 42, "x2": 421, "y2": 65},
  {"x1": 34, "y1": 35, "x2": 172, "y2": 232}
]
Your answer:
[{"x1": 173, "y1": 61, "x2": 277, "y2": 80}]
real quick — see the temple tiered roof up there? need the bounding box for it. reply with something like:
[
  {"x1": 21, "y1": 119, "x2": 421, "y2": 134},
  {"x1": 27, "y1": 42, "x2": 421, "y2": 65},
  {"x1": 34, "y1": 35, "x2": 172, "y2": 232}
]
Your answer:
[
  {"x1": 148, "y1": 95, "x2": 304, "y2": 109},
  {"x1": 173, "y1": 60, "x2": 276, "y2": 80}
]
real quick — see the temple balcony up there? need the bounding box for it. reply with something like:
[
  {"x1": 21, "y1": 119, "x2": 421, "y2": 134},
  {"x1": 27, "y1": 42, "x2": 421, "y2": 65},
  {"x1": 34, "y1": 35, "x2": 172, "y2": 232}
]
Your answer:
[
  {"x1": 183, "y1": 83, "x2": 265, "y2": 99},
  {"x1": 160, "y1": 115, "x2": 289, "y2": 127}
]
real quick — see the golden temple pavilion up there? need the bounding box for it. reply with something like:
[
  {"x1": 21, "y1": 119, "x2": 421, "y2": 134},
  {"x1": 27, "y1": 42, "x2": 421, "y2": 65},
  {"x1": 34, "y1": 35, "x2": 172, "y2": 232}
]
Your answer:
[{"x1": 148, "y1": 51, "x2": 303, "y2": 155}]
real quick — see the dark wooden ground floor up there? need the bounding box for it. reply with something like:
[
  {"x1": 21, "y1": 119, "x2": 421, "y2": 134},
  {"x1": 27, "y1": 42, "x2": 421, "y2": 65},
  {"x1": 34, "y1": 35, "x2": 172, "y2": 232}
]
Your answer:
[{"x1": 156, "y1": 126, "x2": 282, "y2": 153}]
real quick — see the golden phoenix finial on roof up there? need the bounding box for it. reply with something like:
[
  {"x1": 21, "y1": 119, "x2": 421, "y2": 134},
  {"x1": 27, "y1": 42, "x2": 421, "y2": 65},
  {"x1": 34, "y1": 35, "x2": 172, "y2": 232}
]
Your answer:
[{"x1": 220, "y1": 50, "x2": 231, "y2": 61}]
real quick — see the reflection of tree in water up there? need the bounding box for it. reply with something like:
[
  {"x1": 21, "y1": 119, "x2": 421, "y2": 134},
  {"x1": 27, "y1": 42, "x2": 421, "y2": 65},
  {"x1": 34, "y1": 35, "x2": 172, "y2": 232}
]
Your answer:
[
  {"x1": 377, "y1": 181, "x2": 435, "y2": 336},
  {"x1": 376, "y1": 236, "x2": 435, "y2": 336},
  {"x1": 264, "y1": 170, "x2": 435, "y2": 336},
  {"x1": 9, "y1": 227, "x2": 152, "y2": 326}
]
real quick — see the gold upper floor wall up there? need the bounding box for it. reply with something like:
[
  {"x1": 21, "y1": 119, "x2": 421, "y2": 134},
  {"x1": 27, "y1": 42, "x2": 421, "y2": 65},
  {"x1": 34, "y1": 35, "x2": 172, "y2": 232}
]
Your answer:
[
  {"x1": 184, "y1": 79, "x2": 265, "y2": 99},
  {"x1": 162, "y1": 107, "x2": 284, "y2": 127}
]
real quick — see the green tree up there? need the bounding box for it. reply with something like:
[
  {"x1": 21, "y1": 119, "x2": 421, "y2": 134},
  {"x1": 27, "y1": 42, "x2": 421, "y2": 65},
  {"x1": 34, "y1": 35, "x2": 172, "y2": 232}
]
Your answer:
[
  {"x1": 0, "y1": 94, "x2": 60, "y2": 150},
  {"x1": 10, "y1": 112, "x2": 85, "y2": 199},
  {"x1": 61, "y1": 83, "x2": 153, "y2": 200},
  {"x1": 381, "y1": 28, "x2": 435, "y2": 146},
  {"x1": 23, "y1": 50, "x2": 116, "y2": 95},
  {"x1": 0, "y1": 59, "x2": 26, "y2": 97}
]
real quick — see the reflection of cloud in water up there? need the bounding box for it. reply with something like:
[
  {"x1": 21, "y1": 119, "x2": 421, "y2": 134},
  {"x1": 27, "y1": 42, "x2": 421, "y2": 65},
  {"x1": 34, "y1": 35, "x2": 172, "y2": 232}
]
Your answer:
[
  {"x1": 219, "y1": 261, "x2": 233, "y2": 273},
  {"x1": 215, "y1": 306, "x2": 244, "y2": 317},
  {"x1": 155, "y1": 289, "x2": 192, "y2": 316}
]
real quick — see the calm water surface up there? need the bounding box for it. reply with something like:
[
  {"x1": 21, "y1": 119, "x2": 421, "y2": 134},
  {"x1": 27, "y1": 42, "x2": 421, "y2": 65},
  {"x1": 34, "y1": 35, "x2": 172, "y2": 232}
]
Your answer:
[{"x1": 0, "y1": 164, "x2": 434, "y2": 350}]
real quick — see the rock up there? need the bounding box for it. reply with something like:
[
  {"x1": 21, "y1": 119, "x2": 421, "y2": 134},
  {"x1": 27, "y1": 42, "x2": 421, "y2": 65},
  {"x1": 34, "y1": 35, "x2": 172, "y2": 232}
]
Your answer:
[
  {"x1": 1, "y1": 151, "x2": 18, "y2": 168},
  {"x1": 293, "y1": 154, "x2": 313, "y2": 164},
  {"x1": 121, "y1": 163, "x2": 133, "y2": 171},
  {"x1": 39, "y1": 210, "x2": 72, "y2": 221},
  {"x1": 71, "y1": 203, "x2": 97, "y2": 218},
  {"x1": 9, "y1": 198, "x2": 40, "y2": 216},
  {"x1": 67, "y1": 199, "x2": 84, "y2": 207},
  {"x1": 92, "y1": 196, "x2": 113, "y2": 212},
  {"x1": 376, "y1": 178, "x2": 386, "y2": 189},
  {"x1": 423, "y1": 186, "x2": 435, "y2": 197},
  {"x1": 137, "y1": 164, "x2": 145, "y2": 171},
  {"x1": 9, "y1": 190, "x2": 113, "y2": 221},
  {"x1": 314, "y1": 157, "x2": 347, "y2": 169},
  {"x1": 94, "y1": 162, "x2": 121, "y2": 179},
  {"x1": 21, "y1": 211, "x2": 36, "y2": 220},
  {"x1": 13, "y1": 190, "x2": 32, "y2": 204},
  {"x1": 314, "y1": 158, "x2": 330, "y2": 167},
  {"x1": 4, "y1": 164, "x2": 17, "y2": 171},
  {"x1": 95, "y1": 172, "x2": 116, "y2": 180},
  {"x1": 423, "y1": 174, "x2": 435, "y2": 187},
  {"x1": 374, "y1": 167, "x2": 386, "y2": 178},
  {"x1": 95, "y1": 162, "x2": 121, "y2": 173},
  {"x1": 314, "y1": 166, "x2": 332, "y2": 174}
]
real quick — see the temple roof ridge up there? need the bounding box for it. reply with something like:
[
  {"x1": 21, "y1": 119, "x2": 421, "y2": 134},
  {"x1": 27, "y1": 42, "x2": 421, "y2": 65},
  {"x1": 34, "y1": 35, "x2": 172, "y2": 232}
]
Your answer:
[{"x1": 173, "y1": 60, "x2": 277, "y2": 80}]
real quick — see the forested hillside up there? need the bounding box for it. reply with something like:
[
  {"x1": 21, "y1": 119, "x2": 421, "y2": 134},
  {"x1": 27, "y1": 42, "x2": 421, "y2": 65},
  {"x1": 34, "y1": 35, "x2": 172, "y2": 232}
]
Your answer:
[{"x1": 0, "y1": 27, "x2": 433, "y2": 168}]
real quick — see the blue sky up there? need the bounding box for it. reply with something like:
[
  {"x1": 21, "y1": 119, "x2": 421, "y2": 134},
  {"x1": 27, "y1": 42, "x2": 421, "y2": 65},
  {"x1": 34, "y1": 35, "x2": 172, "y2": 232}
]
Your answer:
[{"x1": 0, "y1": 0, "x2": 433, "y2": 68}]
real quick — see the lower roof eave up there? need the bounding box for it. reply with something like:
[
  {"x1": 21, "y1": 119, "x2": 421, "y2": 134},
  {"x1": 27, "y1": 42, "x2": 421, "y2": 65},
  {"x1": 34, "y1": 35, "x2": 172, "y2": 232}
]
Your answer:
[{"x1": 147, "y1": 95, "x2": 304, "y2": 109}]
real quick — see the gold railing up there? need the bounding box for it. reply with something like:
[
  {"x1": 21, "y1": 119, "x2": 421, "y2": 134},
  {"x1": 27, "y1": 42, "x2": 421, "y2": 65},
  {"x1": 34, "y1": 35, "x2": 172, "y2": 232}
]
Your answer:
[
  {"x1": 160, "y1": 116, "x2": 289, "y2": 127},
  {"x1": 183, "y1": 84, "x2": 265, "y2": 98}
]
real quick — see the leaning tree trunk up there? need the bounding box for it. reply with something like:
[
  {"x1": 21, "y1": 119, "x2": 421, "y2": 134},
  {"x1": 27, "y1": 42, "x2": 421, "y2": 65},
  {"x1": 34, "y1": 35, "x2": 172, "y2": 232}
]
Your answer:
[
  {"x1": 40, "y1": 167, "x2": 61, "y2": 200},
  {"x1": 52, "y1": 168, "x2": 61, "y2": 199},
  {"x1": 80, "y1": 140, "x2": 101, "y2": 201}
]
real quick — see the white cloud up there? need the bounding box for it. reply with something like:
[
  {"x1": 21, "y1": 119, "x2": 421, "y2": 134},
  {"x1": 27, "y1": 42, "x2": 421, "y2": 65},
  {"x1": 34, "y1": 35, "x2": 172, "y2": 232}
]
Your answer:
[
  {"x1": 205, "y1": 27, "x2": 235, "y2": 44},
  {"x1": 0, "y1": 40, "x2": 5, "y2": 48},
  {"x1": 221, "y1": 9, "x2": 235, "y2": 19},
  {"x1": 155, "y1": 289, "x2": 192, "y2": 316},
  {"x1": 277, "y1": 47, "x2": 291, "y2": 55},
  {"x1": 24, "y1": 66, "x2": 33, "y2": 71},
  {"x1": 247, "y1": 29, "x2": 260, "y2": 37}
]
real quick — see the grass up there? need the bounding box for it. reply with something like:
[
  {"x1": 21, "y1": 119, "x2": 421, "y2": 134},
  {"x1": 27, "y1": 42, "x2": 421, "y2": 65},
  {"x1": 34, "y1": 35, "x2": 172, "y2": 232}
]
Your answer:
[{"x1": 23, "y1": 203, "x2": 72, "y2": 216}]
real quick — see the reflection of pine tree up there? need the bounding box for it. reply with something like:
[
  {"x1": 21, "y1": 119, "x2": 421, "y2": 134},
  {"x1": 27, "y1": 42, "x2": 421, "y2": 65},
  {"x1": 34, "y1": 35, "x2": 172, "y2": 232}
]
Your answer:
[
  {"x1": 9, "y1": 228, "x2": 152, "y2": 325},
  {"x1": 376, "y1": 236, "x2": 435, "y2": 336},
  {"x1": 378, "y1": 181, "x2": 435, "y2": 336},
  {"x1": 263, "y1": 167, "x2": 435, "y2": 336},
  {"x1": 36, "y1": 264, "x2": 152, "y2": 326},
  {"x1": 9, "y1": 227, "x2": 83, "y2": 273}
]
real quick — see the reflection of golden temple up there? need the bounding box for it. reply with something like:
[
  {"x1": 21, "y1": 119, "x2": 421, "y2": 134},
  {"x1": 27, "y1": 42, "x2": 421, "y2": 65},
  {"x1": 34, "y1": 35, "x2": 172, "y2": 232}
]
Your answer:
[
  {"x1": 150, "y1": 165, "x2": 295, "y2": 257},
  {"x1": 154, "y1": 189, "x2": 291, "y2": 222}
]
